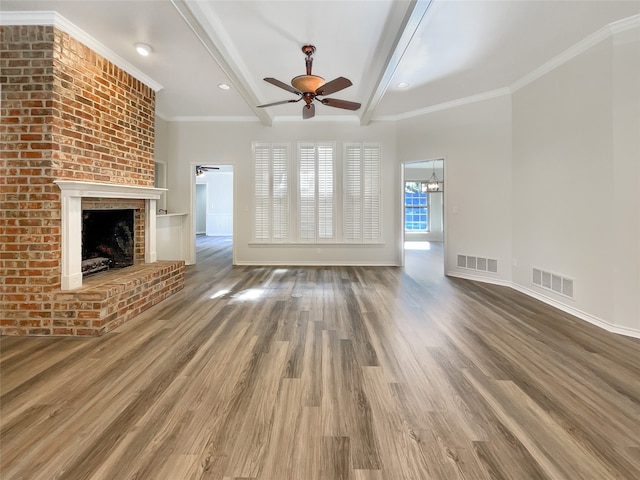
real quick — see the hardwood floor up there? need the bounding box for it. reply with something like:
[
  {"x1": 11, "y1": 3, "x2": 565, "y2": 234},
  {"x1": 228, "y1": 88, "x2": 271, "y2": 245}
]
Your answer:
[{"x1": 2, "y1": 236, "x2": 639, "y2": 479}]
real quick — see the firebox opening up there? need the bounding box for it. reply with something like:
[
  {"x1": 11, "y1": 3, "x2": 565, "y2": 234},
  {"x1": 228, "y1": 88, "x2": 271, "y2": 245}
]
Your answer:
[{"x1": 82, "y1": 209, "x2": 135, "y2": 276}]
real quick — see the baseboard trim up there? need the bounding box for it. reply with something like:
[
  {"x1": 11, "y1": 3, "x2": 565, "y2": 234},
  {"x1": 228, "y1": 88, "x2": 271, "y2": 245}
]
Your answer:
[
  {"x1": 235, "y1": 261, "x2": 398, "y2": 267},
  {"x1": 446, "y1": 270, "x2": 640, "y2": 339},
  {"x1": 511, "y1": 284, "x2": 640, "y2": 340},
  {"x1": 446, "y1": 271, "x2": 512, "y2": 288}
]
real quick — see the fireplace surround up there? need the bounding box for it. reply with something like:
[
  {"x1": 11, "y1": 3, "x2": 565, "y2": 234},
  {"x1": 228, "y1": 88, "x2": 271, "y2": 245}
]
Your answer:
[{"x1": 55, "y1": 180, "x2": 165, "y2": 290}]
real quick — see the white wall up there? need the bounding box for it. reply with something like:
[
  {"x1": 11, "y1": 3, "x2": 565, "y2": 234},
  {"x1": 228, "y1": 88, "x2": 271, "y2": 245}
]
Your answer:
[
  {"x1": 195, "y1": 183, "x2": 206, "y2": 234},
  {"x1": 612, "y1": 26, "x2": 640, "y2": 334},
  {"x1": 154, "y1": 115, "x2": 169, "y2": 211},
  {"x1": 512, "y1": 26, "x2": 640, "y2": 335},
  {"x1": 165, "y1": 120, "x2": 399, "y2": 266},
  {"x1": 397, "y1": 95, "x2": 513, "y2": 284},
  {"x1": 196, "y1": 170, "x2": 234, "y2": 236}
]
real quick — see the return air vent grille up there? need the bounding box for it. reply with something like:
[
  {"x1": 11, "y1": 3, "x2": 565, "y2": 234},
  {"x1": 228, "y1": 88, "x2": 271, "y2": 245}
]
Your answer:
[
  {"x1": 532, "y1": 267, "x2": 574, "y2": 299},
  {"x1": 457, "y1": 254, "x2": 498, "y2": 274}
]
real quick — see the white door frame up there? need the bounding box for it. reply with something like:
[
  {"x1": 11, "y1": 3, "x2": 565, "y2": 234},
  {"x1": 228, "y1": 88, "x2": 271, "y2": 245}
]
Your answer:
[
  {"x1": 400, "y1": 158, "x2": 447, "y2": 272},
  {"x1": 189, "y1": 163, "x2": 235, "y2": 265}
]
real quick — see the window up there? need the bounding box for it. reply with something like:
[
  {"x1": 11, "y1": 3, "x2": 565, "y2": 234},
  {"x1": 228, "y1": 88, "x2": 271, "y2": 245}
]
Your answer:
[
  {"x1": 298, "y1": 143, "x2": 335, "y2": 241},
  {"x1": 253, "y1": 143, "x2": 290, "y2": 242},
  {"x1": 253, "y1": 141, "x2": 381, "y2": 244},
  {"x1": 405, "y1": 181, "x2": 428, "y2": 231},
  {"x1": 344, "y1": 143, "x2": 381, "y2": 242}
]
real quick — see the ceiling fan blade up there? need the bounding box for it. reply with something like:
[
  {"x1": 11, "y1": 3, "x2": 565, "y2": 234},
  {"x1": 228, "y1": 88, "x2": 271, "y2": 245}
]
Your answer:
[
  {"x1": 257, "y1": 98, "x2": 301, "y2": 108},
  {"x1": 320, "y1": 98, "x2": 361, "y2": 111},
  {"x1": 303, "y1": 103, "x2": 315, "y2": 119},
  {"x1": 264, "y1": 77, "x2": 301, "y2": 95},
  {"x1": 315, "y1": 77, "x2": 352, "y2": 96}
]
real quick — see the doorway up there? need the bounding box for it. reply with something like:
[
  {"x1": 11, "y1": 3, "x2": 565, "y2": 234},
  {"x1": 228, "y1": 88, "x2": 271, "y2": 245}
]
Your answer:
[
  {"x1": 402, "y1": 159, "x2": 445, "y2": 284},
  {"x1": 195, "y1": 184, "x2": 206, "y2": 235},
  {"x1": 192, "y1": 163, "x2": 234, "y2": 269},
  {"x1": 194, "y1": 164, "x2": 233, "y2": 238}
]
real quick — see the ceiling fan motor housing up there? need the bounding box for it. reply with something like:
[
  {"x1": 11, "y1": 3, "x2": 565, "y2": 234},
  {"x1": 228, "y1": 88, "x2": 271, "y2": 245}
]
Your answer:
[{"x1": 291, "y1": 75, "x2": 325, "y2": 94}]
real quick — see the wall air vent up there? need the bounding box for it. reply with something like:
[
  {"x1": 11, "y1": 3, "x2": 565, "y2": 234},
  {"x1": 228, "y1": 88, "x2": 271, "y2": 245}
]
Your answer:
[
  {"x1": 532, "y1": 267, "x2": 574, "y2": 299},
  {"x1": 457, "y1": 254, "x2": 498, "y2": 274}
]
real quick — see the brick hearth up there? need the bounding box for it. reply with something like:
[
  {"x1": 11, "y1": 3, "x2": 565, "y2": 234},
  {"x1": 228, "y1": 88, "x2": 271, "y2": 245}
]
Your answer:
[
  {"x1": 50, "y1": 261, "x2": 184, "y2": 336},
  {"x1": 1, "y1": 24, "x2": 184, "y2": 336}
]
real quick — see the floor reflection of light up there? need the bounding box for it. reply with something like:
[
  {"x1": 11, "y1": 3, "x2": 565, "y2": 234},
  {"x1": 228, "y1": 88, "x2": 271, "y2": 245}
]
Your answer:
[
  {"x1": 209, "y1": 289, "x2": 230, "y2": 299},
  {"x1": 274, "y1": 269, "x2": 288, "y2": 274},
  {"x1": 404, "y1": 241, "x2": 431, "y2": 250},
  {"x1": 235, "y1": 288, "x2": 264, "y2": 300}
]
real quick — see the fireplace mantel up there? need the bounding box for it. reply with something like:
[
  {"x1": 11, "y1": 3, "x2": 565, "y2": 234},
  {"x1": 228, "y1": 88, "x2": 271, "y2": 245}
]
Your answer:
[
  {"x1": 55, "y1": 180, "x2": 166, "y2": 200},
  {"x1": 55, "y1": 180, "x2": 167, "y2": 290}
]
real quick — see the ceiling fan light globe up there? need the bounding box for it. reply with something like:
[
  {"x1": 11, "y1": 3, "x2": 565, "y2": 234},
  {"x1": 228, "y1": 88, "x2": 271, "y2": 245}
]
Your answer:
[{"x1": 291, "y1": 75, "x2": 325, "y2": 93}]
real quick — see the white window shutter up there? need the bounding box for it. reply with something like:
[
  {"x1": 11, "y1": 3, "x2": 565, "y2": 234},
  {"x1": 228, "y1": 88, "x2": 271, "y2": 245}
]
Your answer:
[
  {"x1": 298, "y1": 143, "x2": 335, "y2": 242},
  {"x1": 363, "y1": 145, "x2": 381, "y2": 240},
  {"x1": 253, "y1": 143, "x2": 270, "y2": 241},
  {"x1": 317, "y1": 144, "x2": 334, "y2": 239},
  {"x1": 271, "y1": 145, "x2": 289, "y2": 240},
  {"x1": 253, "y1": 143, "x2": 290, "y2": 242},
  {"x1": 344, "y1": 144, "x2": 362, "y2": 241},
  {"x1": 344, "y1": 143, "x2": 381, "y2": 242},
  {"x1": 299, "y1": 144, "x2": 316, "y2": 241}
]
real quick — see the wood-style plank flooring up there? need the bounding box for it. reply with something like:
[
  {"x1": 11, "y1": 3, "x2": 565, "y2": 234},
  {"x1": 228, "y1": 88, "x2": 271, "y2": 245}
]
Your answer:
[{"x1": 2, "y1": 236, "x2": 640, "y2": 479}]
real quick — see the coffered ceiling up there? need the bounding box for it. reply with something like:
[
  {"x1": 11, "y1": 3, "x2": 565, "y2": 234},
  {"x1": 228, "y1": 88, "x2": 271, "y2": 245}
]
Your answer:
[{"x1": 2, "y1": 1, "x2": 638, "y2": 125}]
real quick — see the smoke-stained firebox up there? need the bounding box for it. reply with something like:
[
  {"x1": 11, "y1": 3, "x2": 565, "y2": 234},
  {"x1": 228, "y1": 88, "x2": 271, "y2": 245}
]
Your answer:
[{"x1": 82, "y1": 209, "x2": 135, "y2": 276}]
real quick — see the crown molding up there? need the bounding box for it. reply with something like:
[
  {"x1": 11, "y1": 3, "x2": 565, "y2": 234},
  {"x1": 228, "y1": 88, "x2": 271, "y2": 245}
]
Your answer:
[
  {"x1": 607, "y1": 12, "x2": 640, "y2": 35},
  {"x1": 1, "y1": 11, "x2": 163, "y2": 92},
  {"x1": 155, "y1": 111, "x2": 170, "y2": 122},
  {"x1": 378, "y1": 87, "x2": 511, "y2": 122},
  {"x1": 510, "y1": 13, "x2": 640, "y2": 93},
  {"x1": 375, "y1": 13, "x2": 640, "y2": 123},
  {"x1": 273, "y1": 114, "x2": 362, "y2": 124},
  {"x1": 167, "y1": 115, "x2": 260, "y2": 123}
]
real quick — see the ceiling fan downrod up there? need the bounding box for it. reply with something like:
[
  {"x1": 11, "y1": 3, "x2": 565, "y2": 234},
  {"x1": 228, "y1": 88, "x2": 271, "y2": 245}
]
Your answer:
[{"x1": 302, "y1": 45, "x2": 316, "y2": 75}]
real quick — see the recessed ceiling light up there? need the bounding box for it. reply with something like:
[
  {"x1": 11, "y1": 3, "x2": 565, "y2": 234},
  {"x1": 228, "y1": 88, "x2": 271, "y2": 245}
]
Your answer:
[
  {"x1": 218, "y1": 83, "x2": 230, "y2": 90},
  {"x1": 397, "y1": 82, "x2": 410, "y2": 89},
  {"x1": 135, "y1": 43, "x2": 152, "y2": 56}
]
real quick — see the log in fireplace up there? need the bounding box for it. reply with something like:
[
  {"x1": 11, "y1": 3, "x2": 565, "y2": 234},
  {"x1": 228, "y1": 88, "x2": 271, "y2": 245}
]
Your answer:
[{"x1": 82, "y1": 209, "x2": 135, "y2": 276}]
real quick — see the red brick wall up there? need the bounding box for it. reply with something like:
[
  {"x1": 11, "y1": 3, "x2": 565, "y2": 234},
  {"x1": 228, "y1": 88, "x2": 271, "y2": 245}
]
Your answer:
[
  {"x1": 51, "y1": 29, "x2": 155, "y2": 185},
  {"x1": 1, "y1": 25, "x2": 157, "y2": 335}
]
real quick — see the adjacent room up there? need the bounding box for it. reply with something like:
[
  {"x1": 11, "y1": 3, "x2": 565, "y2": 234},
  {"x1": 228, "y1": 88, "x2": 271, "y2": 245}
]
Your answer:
[{"x1": 1, "y1": 1, "x2": 639, "y2": 479}]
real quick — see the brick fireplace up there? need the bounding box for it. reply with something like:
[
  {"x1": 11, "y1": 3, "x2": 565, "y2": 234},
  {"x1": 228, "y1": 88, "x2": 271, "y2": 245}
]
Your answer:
[{"x1": 1, "y1": 24, "x2": 184, "y2": 336}]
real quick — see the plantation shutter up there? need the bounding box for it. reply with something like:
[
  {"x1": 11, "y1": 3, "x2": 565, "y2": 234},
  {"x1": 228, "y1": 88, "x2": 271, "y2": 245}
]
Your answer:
[
  {"x1": 299, "y1": 144, "x2": 316, "y2": 241},
  {"x1": 344, "y1": 144, "x2": 362, "y2": 241},
  {"x1": 253, "y1": 143, "x2": 270, "y2": 241},
  {"x1": 298, "y1": 142, "x2": 335, "y2": 242},
  {"x1": 317, "y1": 144, "x2": 334, "y2": 239},
  {"x1": 253, "y1": 143, "x2": 290, "y2": 242},
  {"x1": 271, "y1": 145, "x2": 289, "y2": 240},
  {"x1": 343, "y1": 143, "x2": 381, "y2": 242},
  {"x1": 363, "y1": 145, "x2": 381, "y2": 240}
]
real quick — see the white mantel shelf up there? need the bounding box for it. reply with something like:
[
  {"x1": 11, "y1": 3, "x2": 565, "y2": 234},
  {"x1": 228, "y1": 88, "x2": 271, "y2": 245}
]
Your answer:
[
  {"x1": 54, "y1": 180, "x2": 166, "y2": 199},
  {"x1": 54, "y1": 180, "x2": 167, "y2": 290}
]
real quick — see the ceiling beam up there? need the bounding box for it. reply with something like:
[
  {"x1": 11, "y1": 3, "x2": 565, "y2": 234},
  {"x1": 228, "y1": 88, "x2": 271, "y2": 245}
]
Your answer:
[
  {"x1": 360, "y1": 0, "x2": 434, "y2": 126},
  {"x1": 171, "y1": 0, "x2": 274, "y2": 126}
]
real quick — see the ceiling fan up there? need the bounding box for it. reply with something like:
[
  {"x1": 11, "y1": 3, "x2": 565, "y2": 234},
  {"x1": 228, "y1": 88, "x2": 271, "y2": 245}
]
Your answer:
[
  {"x1": 195, "y1": 165, "x2": 219, "y2": 176},
  {"x1": 257, "y1": 45, "x2": 361, "y2": 119}
]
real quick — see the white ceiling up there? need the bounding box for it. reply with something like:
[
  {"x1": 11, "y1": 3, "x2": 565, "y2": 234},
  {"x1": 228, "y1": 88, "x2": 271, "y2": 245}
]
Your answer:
[{"x1": 2, "y1": 1, "x2": 639, "y2": 125}]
